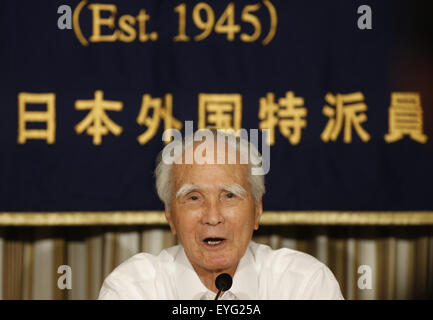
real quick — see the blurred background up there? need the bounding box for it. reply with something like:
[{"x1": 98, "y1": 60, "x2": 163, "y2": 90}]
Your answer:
[{"x1": 0, "y1": 0, "x2": 432, "y2": 299}]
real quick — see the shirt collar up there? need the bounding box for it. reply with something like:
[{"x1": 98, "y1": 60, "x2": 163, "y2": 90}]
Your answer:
[
  {"x1": 230, "y1": 243, "x2": 259, "y2": 299},
  {"x1": 174, "y1": 242, "x2": 259, "y2": 300},
  {"x1": 174, "y1": 245, "x2": 209, "y2": 300}
]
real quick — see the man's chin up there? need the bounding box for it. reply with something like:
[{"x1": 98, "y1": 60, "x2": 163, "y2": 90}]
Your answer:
[{"x1": 202, "y1": 256, "x2": 235, "y2": 273}]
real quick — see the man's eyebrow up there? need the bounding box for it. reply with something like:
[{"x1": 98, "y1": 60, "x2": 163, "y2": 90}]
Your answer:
[
  {"x1": 175, "y1": 184, "x2": 201, "y2": 199},
  {"x1": 175, "y1": 183, "x2": 247, "y2": 199},
  {"x1": 221, "y1": 184, "x2": 247, "y2": 198}
]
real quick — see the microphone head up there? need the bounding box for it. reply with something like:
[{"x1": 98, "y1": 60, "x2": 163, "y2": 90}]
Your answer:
[{"x1": 215, "y1": 273, "x2": 233, "y2": 292}]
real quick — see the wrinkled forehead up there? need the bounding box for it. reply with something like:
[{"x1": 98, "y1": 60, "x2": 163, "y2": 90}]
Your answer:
[
  {"x1": 170, "y1": 138, "x2": 250, "y2": 192},
  {"x1": 172, "y1": 161, "x2": 249, "y2": 187}
]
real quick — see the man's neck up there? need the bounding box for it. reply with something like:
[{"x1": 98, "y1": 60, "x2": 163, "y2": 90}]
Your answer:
[{"x1": 192, "y1": 264, "x2": 237, "y2": 293}]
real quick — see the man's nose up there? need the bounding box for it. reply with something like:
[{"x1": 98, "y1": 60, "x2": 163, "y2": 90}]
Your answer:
[{"x1": 201, "y1": 199, "x2": 224, "y2": 226}]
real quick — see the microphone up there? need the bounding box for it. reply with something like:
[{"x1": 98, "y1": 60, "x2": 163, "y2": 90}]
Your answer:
[{"x1": 214, "y1": 273, "x2": 232, "y2": 300}]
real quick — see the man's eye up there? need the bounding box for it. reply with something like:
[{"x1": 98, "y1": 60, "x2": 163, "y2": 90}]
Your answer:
[
  {"x1": 190, "y1": 196, "x2": 199, "y2": 201},
  {"x1": 226, "y1": 193, "x2": 235, "y2": 199}
]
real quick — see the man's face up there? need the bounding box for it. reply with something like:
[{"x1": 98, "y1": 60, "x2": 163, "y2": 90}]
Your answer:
[{"x1": 165, "y1": 157, "x2": 262, "y2": 275}]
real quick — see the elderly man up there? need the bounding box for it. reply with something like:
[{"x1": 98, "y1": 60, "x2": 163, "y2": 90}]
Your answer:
[{"x1": 99, "y1": 129, "x2": 343, "y2": 300}]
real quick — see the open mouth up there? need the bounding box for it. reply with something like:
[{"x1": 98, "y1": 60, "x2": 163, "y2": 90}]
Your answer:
[{"x1": 203, "y1": 238, "x2": 226, "y2": 246}]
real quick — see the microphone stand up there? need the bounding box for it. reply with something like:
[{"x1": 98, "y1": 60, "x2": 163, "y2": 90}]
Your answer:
[{"x1": 215, "y1": 289, "x2": 223, "y2": 300}]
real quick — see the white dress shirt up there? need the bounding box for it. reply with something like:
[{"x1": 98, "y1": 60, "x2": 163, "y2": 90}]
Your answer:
[{"x1": 98, "y1": 241, "x2": 344, "y2": 300}]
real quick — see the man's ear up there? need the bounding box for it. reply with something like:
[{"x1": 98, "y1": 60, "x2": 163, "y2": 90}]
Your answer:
[
  {"x1": 254, "y1": 199, "x2": 263, "y2": 230},
  {"x1": 165, "y1": 205, "x2": 177, "y2": 235}
]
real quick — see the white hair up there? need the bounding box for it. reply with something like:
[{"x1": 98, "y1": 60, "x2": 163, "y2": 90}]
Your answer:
[{"x1": 154, "y1": 129, "x2": 266, "y2": 209}]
